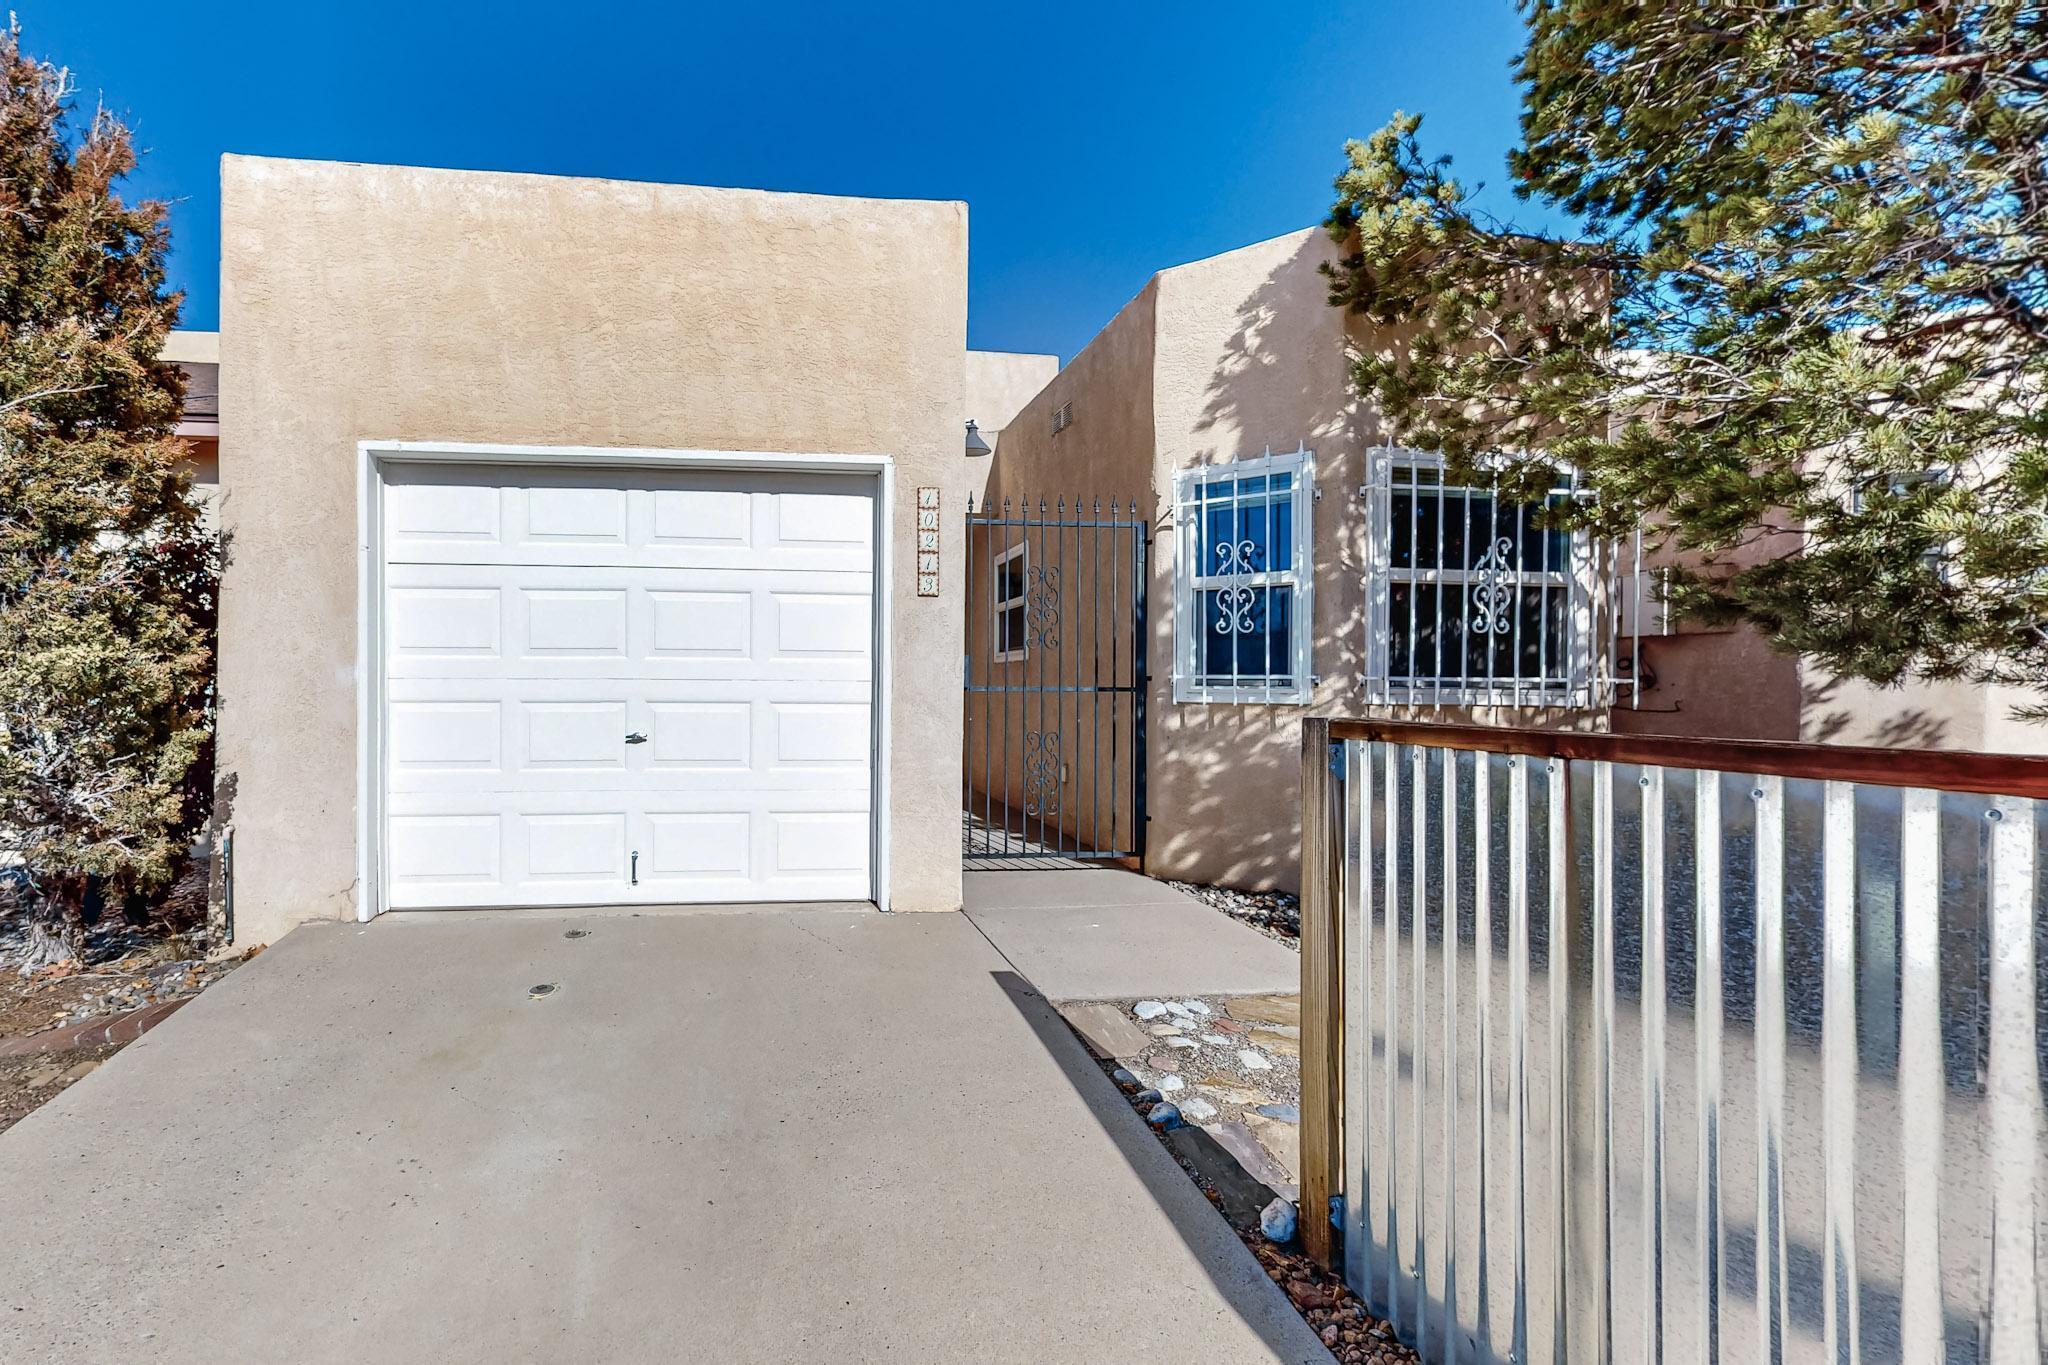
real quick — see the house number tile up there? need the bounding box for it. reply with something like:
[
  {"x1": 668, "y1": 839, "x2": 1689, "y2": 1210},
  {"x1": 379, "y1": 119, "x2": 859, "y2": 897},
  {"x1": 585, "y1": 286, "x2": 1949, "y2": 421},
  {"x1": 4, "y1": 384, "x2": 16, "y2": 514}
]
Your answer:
[{"x1": 915, "y1": 487, "x2": 940, "y2": 596}]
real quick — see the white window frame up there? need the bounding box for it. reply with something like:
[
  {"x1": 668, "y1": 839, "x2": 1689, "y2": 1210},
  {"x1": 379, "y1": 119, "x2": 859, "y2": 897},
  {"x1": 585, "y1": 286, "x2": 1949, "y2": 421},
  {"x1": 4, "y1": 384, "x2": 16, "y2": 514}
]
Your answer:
[
  {"x1": 1363, "y1": 446, "x2": 1602, "y2": 709},
  {"x1": 1171, "y1": 445, "x2": 1316, "y2": 705},
  {"x1": 992, "y1": 541, "x2": 1029, "y2": 663}
]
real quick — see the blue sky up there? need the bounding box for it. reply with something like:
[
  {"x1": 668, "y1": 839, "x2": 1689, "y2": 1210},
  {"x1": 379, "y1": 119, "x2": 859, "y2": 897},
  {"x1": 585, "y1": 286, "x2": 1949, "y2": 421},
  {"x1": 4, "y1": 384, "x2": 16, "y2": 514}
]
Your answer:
[{"x1": 40, "y1": 3, "x2": 1544, "y2": 361}]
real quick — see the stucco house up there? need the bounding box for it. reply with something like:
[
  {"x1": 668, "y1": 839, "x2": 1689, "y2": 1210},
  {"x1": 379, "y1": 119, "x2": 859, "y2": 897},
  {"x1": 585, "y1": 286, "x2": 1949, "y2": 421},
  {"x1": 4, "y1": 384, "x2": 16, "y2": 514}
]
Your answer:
[
  {"x1": 972, "y1": 226, "x2": 2046, "y2": 895},
  {"x1": 211, "y1": 155, "x2": 1048, "y2": 947}
]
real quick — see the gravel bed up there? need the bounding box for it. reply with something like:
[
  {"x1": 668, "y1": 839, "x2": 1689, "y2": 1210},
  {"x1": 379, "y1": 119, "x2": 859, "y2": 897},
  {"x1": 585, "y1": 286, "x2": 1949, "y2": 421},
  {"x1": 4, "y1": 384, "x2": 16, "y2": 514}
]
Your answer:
[
  {"x1": 1105, "y1": 1035, "x2": 1409, "y2": 1365},
  {"x1": 1165, "y1": 880, "x2": 1301, "y2": 947}
]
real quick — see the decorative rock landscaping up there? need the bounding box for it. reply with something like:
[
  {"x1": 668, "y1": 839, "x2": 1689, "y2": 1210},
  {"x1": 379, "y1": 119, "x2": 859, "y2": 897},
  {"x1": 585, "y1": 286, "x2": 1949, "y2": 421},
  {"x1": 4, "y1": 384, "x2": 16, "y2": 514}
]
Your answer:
[
  {"x1": 1068, "y1": 991, "x2": 1419, "y2": 1365},
  {"x1": 1163, "y1": 880, "x2": 1303, "y2": 946}
]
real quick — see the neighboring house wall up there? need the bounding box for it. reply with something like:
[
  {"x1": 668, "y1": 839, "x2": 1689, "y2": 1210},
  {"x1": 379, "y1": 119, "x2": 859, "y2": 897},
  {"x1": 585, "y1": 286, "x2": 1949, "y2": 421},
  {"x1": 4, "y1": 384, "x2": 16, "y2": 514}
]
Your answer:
[
  {"x1": 218, "y1": 156, "x2": 970, "y2": 946},
  {"x1": 964, "y1": 349, "x2": 1059, "y2": 453},
  {"x1": 161, "y1": 329, "x2": 219, "y2": 521},
  {"x1": 981, "y1": 230, "x2": 1596, "y2": 894},
  {"x1": 1616, "y1": 616, "x2": 2048, "y2": 754}
]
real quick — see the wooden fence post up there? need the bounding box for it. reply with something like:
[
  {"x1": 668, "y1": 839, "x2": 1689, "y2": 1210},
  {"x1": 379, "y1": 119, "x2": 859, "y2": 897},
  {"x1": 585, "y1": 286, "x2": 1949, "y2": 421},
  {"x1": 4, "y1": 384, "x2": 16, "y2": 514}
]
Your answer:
[{"x1": 1299, "y1": 717, "x2": 1342, "y2": 1268}]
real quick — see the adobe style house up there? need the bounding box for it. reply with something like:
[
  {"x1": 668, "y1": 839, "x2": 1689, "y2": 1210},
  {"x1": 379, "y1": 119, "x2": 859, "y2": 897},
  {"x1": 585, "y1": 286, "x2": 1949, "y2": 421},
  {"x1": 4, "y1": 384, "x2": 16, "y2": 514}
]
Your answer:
[
  {"x1": 212, "y1": 155, "x2": 1053, "y2": 947},
  {"x1": 973, "y1": 227, "x2": 2046, "y2": 896}
]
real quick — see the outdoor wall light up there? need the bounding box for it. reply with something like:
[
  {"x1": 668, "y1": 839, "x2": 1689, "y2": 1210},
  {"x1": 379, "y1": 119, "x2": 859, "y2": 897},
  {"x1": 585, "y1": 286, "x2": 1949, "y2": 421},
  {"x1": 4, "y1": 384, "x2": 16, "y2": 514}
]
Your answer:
[{"x1": 965, "y1": 419, "x2": 992, "y2": 458}]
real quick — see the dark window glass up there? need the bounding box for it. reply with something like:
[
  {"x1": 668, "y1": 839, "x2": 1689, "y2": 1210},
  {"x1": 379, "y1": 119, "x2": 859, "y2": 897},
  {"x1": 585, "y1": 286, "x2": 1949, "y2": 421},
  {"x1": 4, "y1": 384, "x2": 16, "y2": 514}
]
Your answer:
[
  {"x1": 1199, "y1": 585, "x2": 1293, "y2": 684},
  {"x1": 1388, "y1": 583, "x2": 1569, "y2": 685}
]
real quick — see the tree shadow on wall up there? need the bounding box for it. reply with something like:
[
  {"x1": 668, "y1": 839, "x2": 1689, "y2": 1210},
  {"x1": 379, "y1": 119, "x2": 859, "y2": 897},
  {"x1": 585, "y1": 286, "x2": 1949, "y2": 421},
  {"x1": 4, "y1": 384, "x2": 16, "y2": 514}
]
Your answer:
[{"x1": 1149, "y1": 233, "x2": 1382, "y2": 894}]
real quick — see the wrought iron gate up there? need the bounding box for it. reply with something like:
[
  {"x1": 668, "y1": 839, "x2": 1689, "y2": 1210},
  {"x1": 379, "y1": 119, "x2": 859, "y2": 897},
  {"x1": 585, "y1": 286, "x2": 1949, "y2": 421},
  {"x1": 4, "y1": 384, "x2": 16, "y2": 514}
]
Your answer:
[{"x1": 963, "y1": 496, "x2": 1148, "y2": 861}]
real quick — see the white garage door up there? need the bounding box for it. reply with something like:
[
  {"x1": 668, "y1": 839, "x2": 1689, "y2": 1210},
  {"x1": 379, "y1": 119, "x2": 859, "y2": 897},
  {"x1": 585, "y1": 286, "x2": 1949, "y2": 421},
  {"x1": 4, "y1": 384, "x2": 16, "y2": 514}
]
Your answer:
[{"x1": 379, "y1": 462, "x2": 876, "y2": 908}]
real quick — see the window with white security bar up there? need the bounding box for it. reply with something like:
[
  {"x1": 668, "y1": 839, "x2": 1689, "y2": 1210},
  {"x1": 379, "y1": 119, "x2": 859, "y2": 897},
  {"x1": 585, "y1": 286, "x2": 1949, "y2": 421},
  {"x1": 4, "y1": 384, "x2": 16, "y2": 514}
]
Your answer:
[
  {"x1": 992, "y1": 542, "x2": 1028, "y2": 662},
  {"x1": 1365, "y1": 448, "x2": 1640, "y2": 708},
  {"x1": 1172, "y1": 446, "x2": 1315, "y2": 704}
]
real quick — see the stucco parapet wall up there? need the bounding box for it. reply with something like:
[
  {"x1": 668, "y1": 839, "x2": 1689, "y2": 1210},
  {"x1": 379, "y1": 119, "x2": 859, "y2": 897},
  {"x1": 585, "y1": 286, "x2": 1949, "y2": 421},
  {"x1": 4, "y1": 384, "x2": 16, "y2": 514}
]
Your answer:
[{"x1": 217, "y1": 155, "x2": 969, "y2": 945}]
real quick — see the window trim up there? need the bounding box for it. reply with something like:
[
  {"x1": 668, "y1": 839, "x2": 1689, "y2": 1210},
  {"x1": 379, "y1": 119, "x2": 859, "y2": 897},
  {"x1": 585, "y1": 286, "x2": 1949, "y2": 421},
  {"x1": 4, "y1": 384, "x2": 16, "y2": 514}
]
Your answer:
[
  {"x1": 992, "y1": 540, "x2": 1029, "y2": 663},
  {"x1": 1363, "y1": 447, "x2": 1600, "y2": 709},
  {"x1": 1171, "y1": 445, "x2": 1316, "y2": 705}
]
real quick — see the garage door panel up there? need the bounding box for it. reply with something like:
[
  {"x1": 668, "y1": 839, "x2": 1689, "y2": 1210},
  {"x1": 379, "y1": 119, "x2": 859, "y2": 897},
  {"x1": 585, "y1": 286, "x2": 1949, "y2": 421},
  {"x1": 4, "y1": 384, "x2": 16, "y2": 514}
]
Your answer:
[
  {"x1": 647, "y1": 701, "x2": 752, "y2": 770},
  {"x1": 517, "y1": 485, "x2": 629, "y2": 547},
  {"x1": 768, "y1": 812, "x2": 871, "y2": 878},
  {"x1": 771, "y1": 591, "x2": 872, "y2": 660},
  {"x1": 648, "y1": 590, "x2": 751, "y2": 660},
  {"x1": 386, "y1": 790, "x2": 869, "y2": 906},
  {"x1": 388, "y1": 586, "x2": 503, "y2": 661},
  {"x1": 381, "y1": 462, "x2": 875, "y2": 910},
  {"x1": 523, "y1": 589, "x2": 629, "y2": 659},
  {"x1": 388, "y1": 814, "x2": 504, "y2": 893},
  {"x1": 770, "y1": 702, "x2": 870, "y2": 770},
  {"x1": 387, "y1": 697, "x2": 871, "y2": 794},
  {"x1": 523, "y1": 812, "x2": 628, "y2": 882},
  {"x1": 384, "y1": 465, "x2": 874, "y2": 572},
  {"x1": 383, "y1": 564, "x2": 869, "y2": 682},
  {"x1": 390, "y1": 701, "x2": 504, "y2": 774},
  {"x1": 523, "y1": 702, "x2": 629, "y2": 771},
  {"x1": 649, "y1": 487, "x2": 751, "y2": 550},
  {"x1": 644, "y1": 812, "x2": 751, "y2": 882},
  {"x1": 386, "y1": 481, "x2": 503, "y2": 549}
]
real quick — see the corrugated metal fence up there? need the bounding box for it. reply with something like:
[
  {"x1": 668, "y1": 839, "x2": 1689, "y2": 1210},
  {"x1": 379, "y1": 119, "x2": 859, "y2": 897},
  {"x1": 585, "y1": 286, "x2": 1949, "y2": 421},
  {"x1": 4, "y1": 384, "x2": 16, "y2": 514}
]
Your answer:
[{"x1": 1300, "y1": 722, "x2": 2046, "y2": 1365}]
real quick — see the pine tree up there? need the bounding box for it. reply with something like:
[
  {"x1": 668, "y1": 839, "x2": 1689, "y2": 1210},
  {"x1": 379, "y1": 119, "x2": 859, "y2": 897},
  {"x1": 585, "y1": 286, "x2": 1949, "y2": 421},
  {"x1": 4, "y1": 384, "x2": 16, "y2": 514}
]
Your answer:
[
  {"x1": 1325, "y1": 4, "x2": 2048, "y2": 718},
  {"x1": 0, "y1": 22, "x2": 217, "y2": 969}
]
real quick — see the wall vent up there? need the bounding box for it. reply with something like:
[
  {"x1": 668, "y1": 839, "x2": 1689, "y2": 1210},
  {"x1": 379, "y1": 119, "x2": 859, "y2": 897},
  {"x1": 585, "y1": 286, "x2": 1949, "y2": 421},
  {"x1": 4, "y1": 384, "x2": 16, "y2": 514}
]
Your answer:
[{"x1": 1051, "y1": 400, "x2": 1073, "y2": 436}]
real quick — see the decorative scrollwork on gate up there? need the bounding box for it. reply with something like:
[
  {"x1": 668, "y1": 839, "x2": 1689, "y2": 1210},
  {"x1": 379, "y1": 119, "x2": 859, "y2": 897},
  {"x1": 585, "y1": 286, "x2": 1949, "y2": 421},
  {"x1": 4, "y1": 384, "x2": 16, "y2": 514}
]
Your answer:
[
  {"x1": 1024, "y1": 730, "x2": 1062, "y2": 816},
  {"x1": 1213, "y1": 585, "x2": 1259, "y2": 635},
  {"x1": 1469, "y1": 537, "x2": 1518, "y2": 635},
  {"x1": 1025, "y1": 565, "x2": 1062, "y2": 651}
]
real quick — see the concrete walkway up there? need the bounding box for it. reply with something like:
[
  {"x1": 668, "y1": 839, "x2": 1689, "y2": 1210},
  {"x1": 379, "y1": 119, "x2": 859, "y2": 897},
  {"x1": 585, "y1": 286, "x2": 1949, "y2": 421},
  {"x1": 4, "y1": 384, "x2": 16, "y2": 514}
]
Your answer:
[
  {"x1": 965, "y1": 868, "x2": 1301, "y2": 1002},
  {"x1": 0, "y1": 907, "x2": 1324, "y2": 1364}
]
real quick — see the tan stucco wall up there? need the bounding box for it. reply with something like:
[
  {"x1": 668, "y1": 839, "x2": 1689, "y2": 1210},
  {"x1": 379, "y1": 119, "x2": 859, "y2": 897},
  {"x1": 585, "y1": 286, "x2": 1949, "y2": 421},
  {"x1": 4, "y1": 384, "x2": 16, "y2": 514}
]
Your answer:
[
  {"x1": 1616, "y1": 624, "x2": 2048, "y2": 753},
  {"x1": 964, "y1": 349, "x2": 1059, "y2": 450},
  {"x1": 218, "y1": 156, "x2": 969, "y2": 945},
  {"x1": 980, "y1": 230, "x2": 1593, "y2": 894}
]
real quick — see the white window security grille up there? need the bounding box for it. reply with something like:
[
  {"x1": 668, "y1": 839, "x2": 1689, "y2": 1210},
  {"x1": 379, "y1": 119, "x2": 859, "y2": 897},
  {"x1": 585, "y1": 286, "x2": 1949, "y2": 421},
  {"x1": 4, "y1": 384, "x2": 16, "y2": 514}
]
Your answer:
[
  {"x1": 1172, "y1": 445, "x2": 1315, "y2": 704},
  {"x1": 993, "y1": 541, "x2": 1029, "y2": 662},
  {"x1": 1363, "y1": 447, "x2": 1649, "y2": 709}
]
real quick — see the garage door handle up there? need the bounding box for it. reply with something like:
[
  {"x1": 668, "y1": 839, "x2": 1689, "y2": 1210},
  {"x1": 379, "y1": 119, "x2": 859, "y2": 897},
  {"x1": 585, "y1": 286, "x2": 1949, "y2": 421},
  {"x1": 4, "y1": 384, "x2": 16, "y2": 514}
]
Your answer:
[{"x1": 625, "y1": 732, "x2": 648, "y2": 744}]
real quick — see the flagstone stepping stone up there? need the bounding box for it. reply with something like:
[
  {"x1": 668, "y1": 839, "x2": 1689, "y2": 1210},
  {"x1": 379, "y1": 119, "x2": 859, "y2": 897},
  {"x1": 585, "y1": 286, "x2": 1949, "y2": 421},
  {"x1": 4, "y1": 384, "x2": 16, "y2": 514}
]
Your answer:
[
  {"x1": 1056, "y1": 1002, "x2": 1154, "y2": 1060},
  {"x1": 1149, "y1": 1023, "x2": 1184, "y2": 1037},
  {"x1": 1209, "y1": 1120, "x2": 1297, "y2": 1198},
  {"x1": 1178, "y1": 1097, "x2": 1219, "y2": 1122},
  {"x1": 1198, "y1": 1034, "x2": 1231, "y2": 1046},
  {"x1": 1248, "y1": 1027, "x2": 1300, "y2": 1059},
  {"x1": 1237, "y1": 1049, "x2": 1274, "y2": 1071},
  {"x1": 1254, "y1": 1102, "x2": 1300, "y2": 1123},
  {"x1": 1195, "y1": 1078, "x2": 1269, "y2": 1107},
  {"x1": 1157, "y1": 1074, "x2": 1185, "y2": 1093},
  {"x1": 1176, "y1": 1000, "x2": 1212, "y2": 1015},
  {"x1": 1164, "y1": 1036, "x2": 1200, "y2": 1051},
  {"x1": 1225, "y1": 994, "x2": 1300, "y2": 1029},
  {"x1": 1145, "y1": 1052, "x2": 1182, "y2": 1073},
  {"x1": 1165, "y1": 1001, "x2": 1196, "y2": 1019},
  {"x1": 1244, "y1": 1112, "x2": 1300, "y2": 1181},
  {"x1": 1133, "y1": 1000, "x2": 1170, "y2": 1020}
]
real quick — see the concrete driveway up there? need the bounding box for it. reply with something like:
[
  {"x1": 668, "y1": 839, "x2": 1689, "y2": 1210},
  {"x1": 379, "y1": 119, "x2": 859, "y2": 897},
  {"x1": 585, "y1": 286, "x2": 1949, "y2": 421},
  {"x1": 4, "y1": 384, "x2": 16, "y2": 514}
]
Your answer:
[{"x1": 0, "y1": 907, "x2": 1325, "y2": 1364}]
